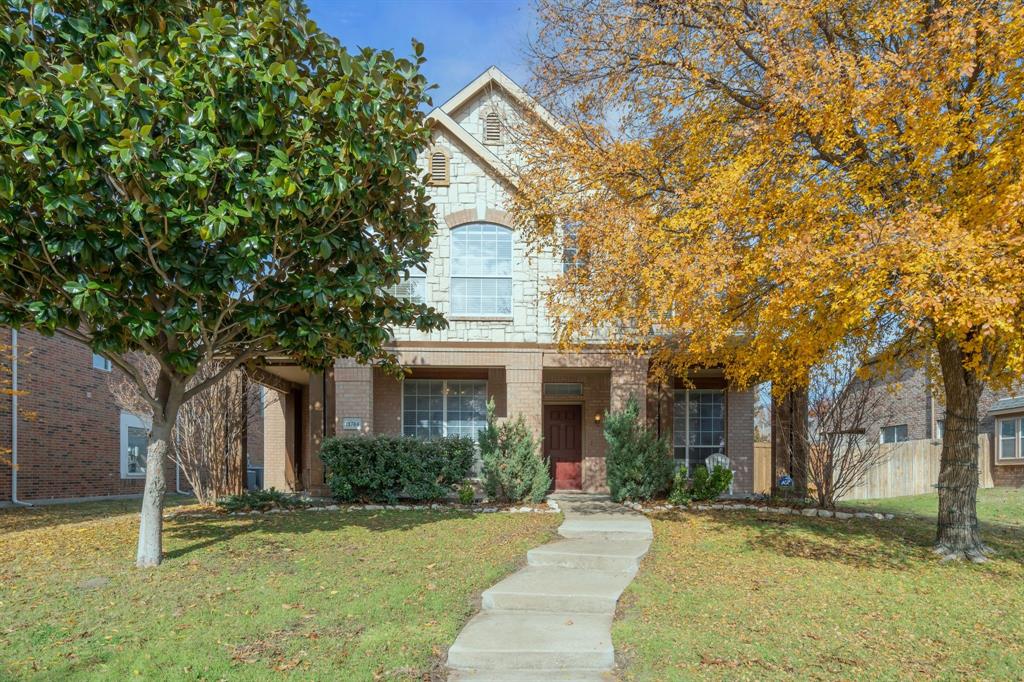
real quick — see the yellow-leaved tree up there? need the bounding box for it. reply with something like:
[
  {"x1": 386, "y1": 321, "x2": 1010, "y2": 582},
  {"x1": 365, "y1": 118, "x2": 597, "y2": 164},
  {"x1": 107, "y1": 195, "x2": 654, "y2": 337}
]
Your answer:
[{"x1": 513, "y1": 0, "x2": 1024, "y2": 560}]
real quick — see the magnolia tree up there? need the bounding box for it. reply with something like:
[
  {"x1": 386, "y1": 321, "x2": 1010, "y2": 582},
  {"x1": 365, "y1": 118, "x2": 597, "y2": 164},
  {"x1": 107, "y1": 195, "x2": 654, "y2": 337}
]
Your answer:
[
  {"x1": 0, "y1": 2, "x2": 445, "y2": 566},
  {"x1": 515, "y1": 0, "x2": 1024, "y2": 560},
  {"x1": 108, "y1": 356, "x2": 273, "y2": 505}
]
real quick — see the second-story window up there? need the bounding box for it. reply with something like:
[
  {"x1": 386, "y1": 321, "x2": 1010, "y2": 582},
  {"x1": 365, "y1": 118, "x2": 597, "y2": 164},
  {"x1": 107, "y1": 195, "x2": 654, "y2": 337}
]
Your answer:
[{"x1": 451, "y1": 223, "x2": 513, "y2": 317}]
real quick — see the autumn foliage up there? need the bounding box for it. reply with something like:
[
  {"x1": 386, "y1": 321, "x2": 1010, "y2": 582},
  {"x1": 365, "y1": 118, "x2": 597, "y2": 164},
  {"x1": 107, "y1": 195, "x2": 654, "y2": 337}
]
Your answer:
[{"x1": 514, "y1": 0, "x2": 1024, "y2": 559}]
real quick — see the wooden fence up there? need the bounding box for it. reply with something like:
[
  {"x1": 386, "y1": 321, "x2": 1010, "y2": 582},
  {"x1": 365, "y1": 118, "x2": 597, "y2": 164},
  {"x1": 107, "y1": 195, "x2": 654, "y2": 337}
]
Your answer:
[{"x1": 751, "y1": 435, "x2": 993, "y2": 500}]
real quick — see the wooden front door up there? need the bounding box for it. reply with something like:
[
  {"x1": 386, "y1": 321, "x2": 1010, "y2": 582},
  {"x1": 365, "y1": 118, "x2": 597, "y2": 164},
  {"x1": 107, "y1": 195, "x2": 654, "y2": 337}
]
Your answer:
[{"x1": 544, "y1": 404, "x2": 583, "y2": 491}]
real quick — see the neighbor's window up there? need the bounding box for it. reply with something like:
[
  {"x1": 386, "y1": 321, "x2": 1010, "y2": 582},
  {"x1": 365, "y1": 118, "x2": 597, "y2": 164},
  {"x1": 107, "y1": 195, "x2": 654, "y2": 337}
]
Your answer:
[
  {"x1": 402, "y1": 379, "x2": 488, "y2": 440},
  {"x1": 998, "y1": 417, "x2": 1024, "y2": 460},
  {"x1": 673, "y1": 389, "x2": 725, "y2": 475},
  {"x1": 92, "y1": 353, "x2": 112, "y2": 371},
  {"x1": 450, "y1": 223, "x2": 513, "y2": 316},
  {"x1": 880, "y1": 424, "x2": 909, "y2": 444},
  {"x1": 935, "y1": 419, "x2": 945, "y2": 440},
  {"x1": 120, "y1": 412, "x2": 150, "y2": 478}
]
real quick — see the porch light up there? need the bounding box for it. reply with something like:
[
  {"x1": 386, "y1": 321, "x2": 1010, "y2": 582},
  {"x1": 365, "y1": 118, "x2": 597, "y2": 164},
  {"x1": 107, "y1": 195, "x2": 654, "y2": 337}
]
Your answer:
[{"x1": 594, "y1": 413, "x2": 602, "y2": 424}]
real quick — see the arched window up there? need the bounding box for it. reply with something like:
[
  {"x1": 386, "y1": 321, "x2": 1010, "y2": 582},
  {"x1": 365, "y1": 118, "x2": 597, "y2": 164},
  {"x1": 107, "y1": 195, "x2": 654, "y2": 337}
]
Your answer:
[
  {"x1": 483, "y1": 111, "x2": 502, "y2": 144},
  {"x1": 450, "y1": 223, "x2": 513, "y2": 316},
  {"x1": 428, "y1": 148, "x2": 449, "y2": 186}
]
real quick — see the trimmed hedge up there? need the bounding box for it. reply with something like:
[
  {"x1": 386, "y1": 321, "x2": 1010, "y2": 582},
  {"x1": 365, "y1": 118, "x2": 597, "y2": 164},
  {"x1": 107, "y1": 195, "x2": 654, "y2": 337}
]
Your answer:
[{"x1": 319, "y1": 435, "x2": 476, "y2": 503}]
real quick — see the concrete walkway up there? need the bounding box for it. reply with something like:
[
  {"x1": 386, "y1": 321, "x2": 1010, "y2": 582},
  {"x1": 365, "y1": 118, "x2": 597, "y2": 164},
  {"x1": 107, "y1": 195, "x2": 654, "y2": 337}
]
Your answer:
[{"x1": 447, "y1": 493, "x2": 653, "y2": 681}]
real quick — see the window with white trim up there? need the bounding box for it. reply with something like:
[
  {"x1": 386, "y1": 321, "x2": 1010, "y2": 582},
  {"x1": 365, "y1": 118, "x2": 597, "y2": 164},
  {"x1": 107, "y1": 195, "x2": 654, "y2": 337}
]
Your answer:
[
  {"x1": 92, "y1": 353, "x2": 112, "y2": 371},
  {"x1": 402, "y1": 379, "x2": 488, "y2": 440},
  {"x1": 880, "y1": 424, "x2": 909, "y2": 444},
  {"x1": 935, "y1": 419, "x2": 945, "y2": 440},
  {"x1": 673, "y1": 389, "x2": 725, "y2": 475},
  {"x1": 998, "y1": 417, "x2": 1024, "y2": 460},
  {"x1": 387, "y1": 272, "x2": 427, "y2": 304},
  {"x1": 120, "y1": 412, "x2": 150, "y2": 478},
  {"x1": 450, "y1": 223, "x2": 513, "y2": 316}
]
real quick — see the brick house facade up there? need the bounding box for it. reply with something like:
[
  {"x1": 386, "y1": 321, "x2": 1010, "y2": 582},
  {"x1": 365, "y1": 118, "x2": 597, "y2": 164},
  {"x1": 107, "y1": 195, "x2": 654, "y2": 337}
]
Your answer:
[
  {"x1": 859, "y1": 362, "x2": 1024, "y2": 487},
  {"x1": 259, "y1": 68, "x2": 757, "y2": 496},
  {"x1": 1, "y1": 328, "x2": 265, "y2": 504}
]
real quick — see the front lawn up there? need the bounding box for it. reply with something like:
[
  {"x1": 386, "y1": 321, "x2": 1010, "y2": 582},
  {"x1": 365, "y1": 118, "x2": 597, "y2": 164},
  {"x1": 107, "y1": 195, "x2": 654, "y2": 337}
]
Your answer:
[
  {"x1": 0, "y1": 499, "x2": 559, "y2": 680},
  {"x1": 614, "y1": 487, "x2": 1024, "y2": 680}
]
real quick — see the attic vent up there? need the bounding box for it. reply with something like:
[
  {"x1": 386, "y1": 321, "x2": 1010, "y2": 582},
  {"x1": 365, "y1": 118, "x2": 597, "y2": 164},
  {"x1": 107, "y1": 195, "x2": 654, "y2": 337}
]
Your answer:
[
  {"x1": 483, "y1": 111, "x2": 502, "y2": 144},
  {"x1": 428, "y1": 149, "x2": 449, "y2": 186}
]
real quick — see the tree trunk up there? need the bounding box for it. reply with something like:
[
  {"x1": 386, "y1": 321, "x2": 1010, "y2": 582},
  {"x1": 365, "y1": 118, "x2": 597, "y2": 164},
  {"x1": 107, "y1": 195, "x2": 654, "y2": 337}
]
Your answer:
[
  {"x1": 136, "y1": 374, "x2": 184, "y2": 568},
  {"x1": 934, "y1": 336, "x2": 988, "y2": 562}
]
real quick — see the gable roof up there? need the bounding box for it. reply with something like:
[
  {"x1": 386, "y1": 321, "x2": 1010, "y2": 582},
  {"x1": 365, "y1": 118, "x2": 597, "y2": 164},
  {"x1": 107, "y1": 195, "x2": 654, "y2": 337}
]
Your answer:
[{"x1": 424, "y1": 66, "x2": 561, "y2": 190}]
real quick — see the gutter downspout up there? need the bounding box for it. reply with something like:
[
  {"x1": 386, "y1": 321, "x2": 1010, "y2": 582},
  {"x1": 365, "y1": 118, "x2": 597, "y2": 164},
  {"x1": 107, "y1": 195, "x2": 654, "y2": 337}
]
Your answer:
[{"x1": 10, "y1": 329, "x2": 32, "y2": 506}]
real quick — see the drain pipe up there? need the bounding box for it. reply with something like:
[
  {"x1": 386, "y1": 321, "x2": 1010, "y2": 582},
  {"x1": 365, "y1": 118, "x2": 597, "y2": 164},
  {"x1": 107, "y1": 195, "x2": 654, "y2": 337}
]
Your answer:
[{"x1": 10, "y1": 329, "x2": 32, "y2": 506}]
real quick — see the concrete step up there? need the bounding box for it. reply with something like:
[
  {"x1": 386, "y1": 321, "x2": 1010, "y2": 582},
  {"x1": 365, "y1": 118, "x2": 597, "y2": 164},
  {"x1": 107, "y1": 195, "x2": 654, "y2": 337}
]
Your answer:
[
  {"x1": 482, "y1": 566, "x2": 634, "y2": 614},
  {"x1": 447, "y1": 610, "x2": 614, "y2": 671},
  {"x1": 558, "y1": 513, "x2": 653, "y2": 541},
  {"x1": 528, "y1": 537, "x2": 650, "y2": 573},
  {"x1": 448, "y1": 668, "x2": 613, "y2": 681}
]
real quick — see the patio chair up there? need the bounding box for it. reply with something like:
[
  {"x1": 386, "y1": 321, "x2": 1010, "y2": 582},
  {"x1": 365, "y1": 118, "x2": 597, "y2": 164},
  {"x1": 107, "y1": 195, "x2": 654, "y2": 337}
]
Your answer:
[{"x1": 704, "y1": 452, "x2": 734, "y2": 496}]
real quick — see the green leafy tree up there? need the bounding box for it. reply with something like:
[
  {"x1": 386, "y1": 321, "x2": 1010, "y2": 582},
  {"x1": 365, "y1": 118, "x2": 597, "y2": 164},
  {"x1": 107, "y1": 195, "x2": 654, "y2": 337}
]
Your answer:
[
  {"x1": 0, "y1": 1, "x2": 445, "y2": 566},
  {"x1": 479, "y1": 399, "x2": 551, "y2": 503},
  {"x1": 603, "y1": 398, "x2": 673, "y2": 502}
]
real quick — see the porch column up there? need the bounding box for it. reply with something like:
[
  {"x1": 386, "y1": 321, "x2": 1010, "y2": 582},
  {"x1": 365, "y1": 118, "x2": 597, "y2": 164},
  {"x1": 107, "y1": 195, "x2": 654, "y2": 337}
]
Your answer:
[
  {"x1": 334, "y1": 359, "x2": 374, "y2": 435},
  {"x1": 611, "y1": 356, "x2": 648, "y2": 419},
  {"x1": 505, "y1": 355, "x2": 542, "y2": 437},
  {"x1": 263, "y1": 387, "x2": 300, "y2": 492},
  {"x1": 305, "y1": 371, "x2": 329, "y2": 495}
]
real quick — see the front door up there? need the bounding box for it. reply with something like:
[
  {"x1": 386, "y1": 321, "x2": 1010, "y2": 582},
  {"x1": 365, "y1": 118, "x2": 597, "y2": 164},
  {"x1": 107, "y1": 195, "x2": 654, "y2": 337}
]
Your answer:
[{"x1": 544, "y1": 404, "x2": 583, "y2": 491}]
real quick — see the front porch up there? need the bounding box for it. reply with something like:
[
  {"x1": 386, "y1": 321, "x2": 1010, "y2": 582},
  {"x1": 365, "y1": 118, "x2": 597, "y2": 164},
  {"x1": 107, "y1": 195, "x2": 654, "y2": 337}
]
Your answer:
[{"x1": 258, "y1": 346, "x2": 757, "y2": 497}]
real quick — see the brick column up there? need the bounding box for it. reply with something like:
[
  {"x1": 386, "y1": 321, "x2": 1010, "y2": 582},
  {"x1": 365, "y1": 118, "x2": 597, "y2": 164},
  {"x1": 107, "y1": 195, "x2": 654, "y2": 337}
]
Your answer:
[
  {"x1": 263, "y1": 388, "x2": 299, "y2": 492},
  {"x1": 611, "y1": 356, "x2": 648, "y2": 419},
  {"x1": 305, "y1": 371, "x2": 328, "y2": 494},
  {"x1": 505, "y1": 354, "x2": 542, "y2": 437},
  {"x1": 726, "y1": 388, "x2": 755, "y2": 494},
  {"x1": 334, "y1": 359, "x2": 374, "y2": 435}
]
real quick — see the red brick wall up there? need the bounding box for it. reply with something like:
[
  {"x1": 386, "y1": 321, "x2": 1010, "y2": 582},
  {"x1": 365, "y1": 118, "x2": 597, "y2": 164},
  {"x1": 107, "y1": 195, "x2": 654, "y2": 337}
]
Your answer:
[{"x1": 0, "y1": 328, "x2": 175, "y2": 503}]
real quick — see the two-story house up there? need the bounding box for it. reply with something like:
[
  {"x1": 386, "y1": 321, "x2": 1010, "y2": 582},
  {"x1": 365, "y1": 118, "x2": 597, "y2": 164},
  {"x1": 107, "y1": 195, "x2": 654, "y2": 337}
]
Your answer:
[{"x1": 258, "y1": 67, "x2": 756, "y2": 496}]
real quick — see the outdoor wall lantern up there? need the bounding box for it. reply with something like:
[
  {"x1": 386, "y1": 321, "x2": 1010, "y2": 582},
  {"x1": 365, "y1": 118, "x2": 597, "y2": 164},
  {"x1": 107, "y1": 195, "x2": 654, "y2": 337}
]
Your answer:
[{"x1": 594, "y1": 413, "x2": 602, "y2": 424}]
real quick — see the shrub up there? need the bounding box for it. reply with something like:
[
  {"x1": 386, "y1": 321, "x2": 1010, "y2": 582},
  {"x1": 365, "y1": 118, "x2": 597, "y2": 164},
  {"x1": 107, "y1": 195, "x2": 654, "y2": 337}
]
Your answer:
[
  {"x1": 479, "y1": 399, "x2": 551, "y2": 503},
  {"x1": 217, "y1": 488, "x2": 309, "y2": 513},
  {"x1": 603, "y1": 398, "x2": 673, "y2": 502},
  {"x1": 690, "y1": 464, "x2": 734, "y2": 501},
  {"x1": 458, "y1": 483, "x2": 476, "y2": 505},
  {"x1": 668, "y1": 468, "x2": 692, "y2": 505},
  {"x1": 319, "y1": 435, "x2": 475, "y2": 503}
]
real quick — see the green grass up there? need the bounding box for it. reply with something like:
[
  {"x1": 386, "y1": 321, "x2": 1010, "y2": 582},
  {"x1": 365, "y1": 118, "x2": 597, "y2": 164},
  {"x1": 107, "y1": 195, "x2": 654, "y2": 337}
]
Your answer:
[
  {"x1": 614, "y1": 487, "x2": 1024, "y2": 680},
  {"x1": 844, "y1": 487, "x2": 1024, "y2": 529},
  {"x1": 0, "y1": 499, "x2": 559, "y2": 680}
]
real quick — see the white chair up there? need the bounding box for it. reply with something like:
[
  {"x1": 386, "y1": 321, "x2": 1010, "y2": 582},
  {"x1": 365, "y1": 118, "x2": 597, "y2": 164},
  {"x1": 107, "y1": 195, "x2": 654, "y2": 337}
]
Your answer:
[{"x1": 705, "y1": 452, "x2": 734, "y2": 496}]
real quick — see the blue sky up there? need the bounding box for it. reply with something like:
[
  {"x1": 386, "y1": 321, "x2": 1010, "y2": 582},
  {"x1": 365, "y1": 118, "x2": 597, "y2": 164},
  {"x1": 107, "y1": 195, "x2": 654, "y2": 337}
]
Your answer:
[{"x1": 306, "y1": 0, "x2": 535, "y2": 107}]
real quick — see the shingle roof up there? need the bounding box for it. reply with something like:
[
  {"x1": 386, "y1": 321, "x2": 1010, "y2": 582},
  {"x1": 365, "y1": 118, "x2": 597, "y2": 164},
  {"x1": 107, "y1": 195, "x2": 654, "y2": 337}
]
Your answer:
[{"x1": 989, "y1": 396, "x2": 1024, "y2": 415}]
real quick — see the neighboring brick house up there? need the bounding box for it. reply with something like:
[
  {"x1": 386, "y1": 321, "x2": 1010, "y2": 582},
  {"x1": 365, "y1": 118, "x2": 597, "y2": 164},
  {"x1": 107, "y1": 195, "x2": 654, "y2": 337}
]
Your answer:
[
  {"x1": 0, "y1": 328, "x2": 265, "y2": 504},
  {"x1": 258, "y1": 67, "x2": 757, "y2": 496},
  {"x1": 858, "y1": 362, "x2": 1024, "y2": 487}
]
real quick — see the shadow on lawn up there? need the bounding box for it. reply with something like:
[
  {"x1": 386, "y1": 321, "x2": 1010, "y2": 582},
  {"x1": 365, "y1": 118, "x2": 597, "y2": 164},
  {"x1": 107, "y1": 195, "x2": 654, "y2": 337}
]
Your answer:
[
  {"x1": 163, "y1": 508, "x2": 481, "y2": 561},
  {"x1": 661, "y1": 508, "x2": 1024, "y2": 569},
  {"x1": 0, "y1": 494, "x2": 194, "y2": 535}
]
